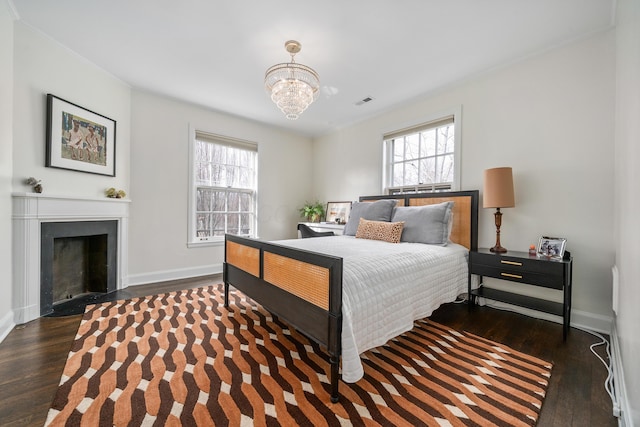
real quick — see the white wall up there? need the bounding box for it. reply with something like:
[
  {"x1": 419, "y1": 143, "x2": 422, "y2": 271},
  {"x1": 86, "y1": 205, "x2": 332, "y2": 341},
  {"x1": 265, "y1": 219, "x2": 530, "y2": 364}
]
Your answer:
[
  {"x1": 8, "y1": 19, "x2": 313, "y2": 304},
  {"x1": 314, "y1": 30, "x2": 616, "y2": 329},
  {"x1": 12, "y1": 22, "x2": 131, "y2": 198},
  {"x1": 128, "y1": 90, "x2": 312, "y2": 284},
  {"x1": 0, "y1": 2, "x2": 15, "y2": 341},
  {"x1": 614, "y1": 0, "x2": 640, "y2": 423},
  {"x1": 9, "y1": 22, "x2": 131, "y2": 326}
]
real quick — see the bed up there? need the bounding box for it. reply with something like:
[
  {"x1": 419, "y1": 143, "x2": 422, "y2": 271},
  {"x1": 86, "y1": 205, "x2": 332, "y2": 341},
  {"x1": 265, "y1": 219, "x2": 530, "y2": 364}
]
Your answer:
[{"x1": 223, "y1": 190, "x2": 478, "y2": 402}]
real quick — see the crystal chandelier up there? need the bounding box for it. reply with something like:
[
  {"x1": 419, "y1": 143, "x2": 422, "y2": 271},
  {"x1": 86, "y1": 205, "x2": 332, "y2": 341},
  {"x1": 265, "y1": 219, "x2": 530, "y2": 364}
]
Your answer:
[{"x1": 264, "y1": 40, "x2": 320, "y2": 120}]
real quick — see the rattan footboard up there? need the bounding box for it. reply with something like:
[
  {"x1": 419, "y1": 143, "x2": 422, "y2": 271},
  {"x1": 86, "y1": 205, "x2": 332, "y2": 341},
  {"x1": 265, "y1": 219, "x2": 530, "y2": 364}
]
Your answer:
[{"x1": 223, "y1": 234, "x2": 344, "y2": 402}]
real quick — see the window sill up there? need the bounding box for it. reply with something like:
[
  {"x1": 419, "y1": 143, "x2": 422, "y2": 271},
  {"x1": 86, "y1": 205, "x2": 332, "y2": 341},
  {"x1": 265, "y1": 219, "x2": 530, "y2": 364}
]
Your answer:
[{"x1": 187, "y1": 239, "x2": 224, "y2": 248}]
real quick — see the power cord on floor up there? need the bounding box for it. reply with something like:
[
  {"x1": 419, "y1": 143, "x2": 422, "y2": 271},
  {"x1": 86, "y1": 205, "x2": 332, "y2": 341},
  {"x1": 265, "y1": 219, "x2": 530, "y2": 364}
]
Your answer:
[
  {"x1": 572, "y1": 325, "x2": 619, "y2": 418},
  {"x1": 476, "y1": 297, "x2": 620, "y2": 418}
]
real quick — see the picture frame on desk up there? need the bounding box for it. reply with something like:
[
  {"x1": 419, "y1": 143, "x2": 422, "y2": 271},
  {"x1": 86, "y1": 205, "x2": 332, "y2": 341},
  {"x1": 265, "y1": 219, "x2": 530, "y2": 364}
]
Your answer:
[
  {"x1": 326, "y1": 201, "x2": 351, "y2": 224},
  {"x1": 537, "y1": 236, "x2": 566, "y2": 259}
]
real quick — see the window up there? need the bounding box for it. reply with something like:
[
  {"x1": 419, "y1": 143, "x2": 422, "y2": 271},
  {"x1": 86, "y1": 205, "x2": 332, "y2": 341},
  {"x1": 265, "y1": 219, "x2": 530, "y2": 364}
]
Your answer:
[
  {"x1": 189, "y1": 130, "x2": 257, "y2": 246},
  {"x1": 383, "y1": 110, "x2": 460, "y2": 194}
]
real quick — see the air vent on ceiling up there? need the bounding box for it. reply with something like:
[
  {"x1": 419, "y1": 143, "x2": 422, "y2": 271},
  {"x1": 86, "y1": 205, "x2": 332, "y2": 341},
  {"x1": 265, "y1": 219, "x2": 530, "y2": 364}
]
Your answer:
[{"x1": 355, "y1": 97, "x2": 374, "y2": 106}]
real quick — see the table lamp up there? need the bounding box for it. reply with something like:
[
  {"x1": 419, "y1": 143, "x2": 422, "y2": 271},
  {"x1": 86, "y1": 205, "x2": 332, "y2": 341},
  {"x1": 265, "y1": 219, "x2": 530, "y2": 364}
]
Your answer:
[{"x1": 483, "y1": 167, "x2": 515, "y2": 253}]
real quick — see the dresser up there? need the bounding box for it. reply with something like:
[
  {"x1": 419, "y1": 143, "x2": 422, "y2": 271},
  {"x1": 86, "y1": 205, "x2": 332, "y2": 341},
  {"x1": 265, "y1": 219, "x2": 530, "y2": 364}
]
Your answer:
[{"x1": 468, "y1": 248, "x2": 573, "y2": 340}]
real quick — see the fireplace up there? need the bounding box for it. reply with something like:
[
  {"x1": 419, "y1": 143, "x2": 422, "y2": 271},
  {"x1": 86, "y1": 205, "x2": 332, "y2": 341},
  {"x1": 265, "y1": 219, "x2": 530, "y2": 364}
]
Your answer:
[
  {"x1": 40, "y1": 221, "x2": 118, "y2": 316},
  {"x1": 12, "y1": 193, "x2": 129, "y2": 324}
]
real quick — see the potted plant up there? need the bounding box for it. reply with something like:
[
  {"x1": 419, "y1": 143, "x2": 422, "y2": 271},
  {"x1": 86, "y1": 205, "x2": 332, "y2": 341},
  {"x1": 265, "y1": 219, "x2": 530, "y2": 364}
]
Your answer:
[{"x1": 299, "y1": 201, "x2": 325, "y2": 223}]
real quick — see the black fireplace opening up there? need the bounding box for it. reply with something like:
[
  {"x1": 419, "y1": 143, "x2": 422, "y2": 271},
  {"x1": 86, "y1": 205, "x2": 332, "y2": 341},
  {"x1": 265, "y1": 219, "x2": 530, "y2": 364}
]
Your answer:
[{"x1": 41, "y1": 220, "x2": 118, "y2": 316}]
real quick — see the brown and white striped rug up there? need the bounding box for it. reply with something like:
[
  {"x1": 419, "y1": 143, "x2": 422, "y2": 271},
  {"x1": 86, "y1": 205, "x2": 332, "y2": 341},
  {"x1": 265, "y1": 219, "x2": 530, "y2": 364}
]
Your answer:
[{"x1": 46, "y1": 284, "x2": 552, "y2": 426}]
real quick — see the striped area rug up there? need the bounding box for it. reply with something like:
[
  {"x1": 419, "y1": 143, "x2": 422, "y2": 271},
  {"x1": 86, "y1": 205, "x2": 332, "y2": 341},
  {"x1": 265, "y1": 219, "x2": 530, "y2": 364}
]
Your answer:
[{"x1": 46, "y1": 284, "x2": 552, "y2": 426}]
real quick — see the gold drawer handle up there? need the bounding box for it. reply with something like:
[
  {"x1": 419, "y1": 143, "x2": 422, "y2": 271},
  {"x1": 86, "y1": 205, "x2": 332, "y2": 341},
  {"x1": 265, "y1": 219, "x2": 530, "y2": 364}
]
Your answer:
[
  {"x1": 501, "y1": 260, "x2": 522, "y2": 266},
  {"x1": 501, "y1": 272, "x2": 523, "y2": 279}
]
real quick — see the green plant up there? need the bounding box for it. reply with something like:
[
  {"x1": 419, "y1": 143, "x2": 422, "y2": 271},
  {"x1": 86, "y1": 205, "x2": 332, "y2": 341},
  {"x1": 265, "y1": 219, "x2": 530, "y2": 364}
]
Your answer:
[{"x1": 298, "y1": 201, "x2": 325, "y2": 222}]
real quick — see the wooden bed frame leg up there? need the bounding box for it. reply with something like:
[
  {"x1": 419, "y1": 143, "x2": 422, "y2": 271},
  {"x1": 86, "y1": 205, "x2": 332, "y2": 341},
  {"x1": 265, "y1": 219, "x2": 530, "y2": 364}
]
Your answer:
[
  {"x1": 224, "y1": 282, "x2": 229, "y2": 308},
  {"x1": 330, "y1": 355, "x2": 340, "y2": 403}
]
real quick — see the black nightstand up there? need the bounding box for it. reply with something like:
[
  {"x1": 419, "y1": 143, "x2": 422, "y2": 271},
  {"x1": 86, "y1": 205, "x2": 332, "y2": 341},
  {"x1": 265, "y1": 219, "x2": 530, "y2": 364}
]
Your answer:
[{"x1": 468, "y1": 248, "x2": 573, "y2": 340}]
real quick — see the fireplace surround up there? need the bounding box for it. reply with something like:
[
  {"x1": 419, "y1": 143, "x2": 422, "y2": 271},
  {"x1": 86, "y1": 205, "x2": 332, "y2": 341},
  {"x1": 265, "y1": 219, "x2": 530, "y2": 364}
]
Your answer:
[
  {"x1": 12, "y1": 193, "x2": 129, "y2": 324},
  {"x1": 40, "y1": 220, "x2": 118, "y2": 316}
]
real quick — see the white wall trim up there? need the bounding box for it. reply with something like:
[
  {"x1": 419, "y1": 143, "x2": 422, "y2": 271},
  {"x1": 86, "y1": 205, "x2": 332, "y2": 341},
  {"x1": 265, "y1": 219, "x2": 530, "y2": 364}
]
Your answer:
[
  {"x1": 0, "y1": 310, "x2": 15, "y2": 345},
  {"x1": 12, "y1": 193, "x2": 130, "y2": 324},
  {"x1": 612, "y1": 319, "x2": 633, "y2": 427},
  {"x1": 5, "y1": 0, "x2": 19, "y2": 20},
  {"x1": 479, "y1": 298, "x2": 613, "y2": 334},
  {"x1": 127, "y1": 264, "x2": 223, "y2": 287},
  {"x1": 571, "y1": 309, "x2": 613, "y2": 335}
]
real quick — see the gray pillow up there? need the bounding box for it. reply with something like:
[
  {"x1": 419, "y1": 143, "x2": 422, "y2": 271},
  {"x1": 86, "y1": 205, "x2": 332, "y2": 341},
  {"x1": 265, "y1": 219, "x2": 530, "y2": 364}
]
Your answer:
[
  {"x1": 343, "y1": 199, "x2": 398, "y2": 235},
  {"x1": 390, "y1": 201, "x2": 454, "y2": 245}
]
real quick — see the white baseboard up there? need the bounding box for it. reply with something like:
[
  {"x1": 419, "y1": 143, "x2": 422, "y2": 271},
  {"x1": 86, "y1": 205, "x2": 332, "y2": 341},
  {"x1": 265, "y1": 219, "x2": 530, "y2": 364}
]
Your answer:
[
  {"x1": 126, "y1": 264, "x2": 224, "y2": 287},
  {"x1": 11, "y1": 303, "x2": 40, "y2": 326},
  {"x1": 611, "y1": 319, "x2": 633, "y2": 427},
  {"x1": 571, "y1": 309, "x2": 613, "y2": 334},
  {"x1": 479, "y1": 298, "x2": 613, "y2": 333},
  {"x1": 0, "y1": 310, "x2": 16, "y2": 345}
]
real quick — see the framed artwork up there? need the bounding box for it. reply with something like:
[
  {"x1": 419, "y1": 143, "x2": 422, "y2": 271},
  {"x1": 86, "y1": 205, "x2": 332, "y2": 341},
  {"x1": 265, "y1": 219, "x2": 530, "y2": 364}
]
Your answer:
[
  {"x1": 326, "y1": 201, "x2": 352, "y2": 224},
  {"x1": 46, "y1": 94, "x2": 116, "y2": 176},
  {"x1": 537, "y1": 236, "x2": 567, "y2": 259}
]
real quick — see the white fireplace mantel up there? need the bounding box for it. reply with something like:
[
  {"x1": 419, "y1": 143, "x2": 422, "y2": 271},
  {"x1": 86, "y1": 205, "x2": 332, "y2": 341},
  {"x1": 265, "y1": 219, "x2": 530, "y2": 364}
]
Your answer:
[{"x1": 12, "y1": 193, "x2": 129, "y2": 324}]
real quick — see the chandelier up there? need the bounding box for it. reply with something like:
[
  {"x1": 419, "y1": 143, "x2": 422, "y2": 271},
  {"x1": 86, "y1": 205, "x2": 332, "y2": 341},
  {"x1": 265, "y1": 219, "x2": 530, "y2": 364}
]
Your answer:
[{"x1": 264, "y1": 40, "x2": 320, "y2": 120}]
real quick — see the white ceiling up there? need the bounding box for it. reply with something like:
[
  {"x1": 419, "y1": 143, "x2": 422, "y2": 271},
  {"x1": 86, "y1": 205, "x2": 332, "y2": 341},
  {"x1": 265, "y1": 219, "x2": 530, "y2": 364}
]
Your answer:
[{"x1": 11, "y1": 0, "x2": 614, "y2": 137}]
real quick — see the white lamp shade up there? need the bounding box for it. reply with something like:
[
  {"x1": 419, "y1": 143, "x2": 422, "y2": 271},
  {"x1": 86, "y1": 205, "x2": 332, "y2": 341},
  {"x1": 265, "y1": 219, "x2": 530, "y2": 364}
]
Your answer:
[{"x1": 483, "y1": 167, "x2": 515, "y2": 208}]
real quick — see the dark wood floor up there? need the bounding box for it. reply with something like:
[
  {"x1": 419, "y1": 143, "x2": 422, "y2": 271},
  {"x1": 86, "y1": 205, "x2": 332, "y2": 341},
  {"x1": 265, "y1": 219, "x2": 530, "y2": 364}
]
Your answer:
[
  {"x1": 429, "y1": 302, "x2": 617, "y2": 427},
  {"x1": 0, "y1": 276, "x2": 617, "y2": 427}
]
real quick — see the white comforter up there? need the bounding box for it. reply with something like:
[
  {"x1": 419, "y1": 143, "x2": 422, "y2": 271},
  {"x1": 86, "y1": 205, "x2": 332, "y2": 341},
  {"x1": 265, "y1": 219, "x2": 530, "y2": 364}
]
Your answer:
[{"x1": 274, "y1": 235, "x2": 469, "y2": 383}]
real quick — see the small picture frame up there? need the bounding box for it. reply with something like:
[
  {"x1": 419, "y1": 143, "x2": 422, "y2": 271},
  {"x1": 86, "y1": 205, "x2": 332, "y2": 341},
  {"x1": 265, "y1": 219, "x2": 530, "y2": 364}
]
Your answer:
[
  {"x1": 46, "y1": 94, "x2": 116, "y2": 176},
  {"x1": 537, "y1": 236, "x2": 567, "y2": 259},
  {"x1": 326, "y1": 201, "x2": 352, "y2": 224}
]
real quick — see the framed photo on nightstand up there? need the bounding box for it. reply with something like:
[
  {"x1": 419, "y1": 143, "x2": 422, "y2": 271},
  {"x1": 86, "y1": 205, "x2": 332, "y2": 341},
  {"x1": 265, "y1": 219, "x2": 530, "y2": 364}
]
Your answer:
[{"x1": 537, "y1": 236, "x2": 567, "y2": 259}]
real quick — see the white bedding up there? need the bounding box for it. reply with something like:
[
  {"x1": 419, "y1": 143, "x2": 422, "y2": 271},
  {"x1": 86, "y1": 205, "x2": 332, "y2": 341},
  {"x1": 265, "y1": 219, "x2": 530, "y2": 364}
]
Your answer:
[{"x1": 274, "y1": 235, "x2": 469, "y2": 383}]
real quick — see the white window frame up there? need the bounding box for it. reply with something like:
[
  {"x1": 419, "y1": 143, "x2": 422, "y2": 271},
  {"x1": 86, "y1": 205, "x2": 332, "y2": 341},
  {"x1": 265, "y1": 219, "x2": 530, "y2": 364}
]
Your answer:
[
  {"x1": 382, "y1": 106, "x2": 462, "y2": 194},
  {"x1": 187, "y1": 125, "x2": 258, "y2": 247}
]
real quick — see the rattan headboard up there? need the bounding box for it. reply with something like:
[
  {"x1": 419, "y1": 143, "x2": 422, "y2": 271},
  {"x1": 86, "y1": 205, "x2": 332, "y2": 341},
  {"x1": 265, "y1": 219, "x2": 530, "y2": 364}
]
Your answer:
[{"x1": 359, "y1": 190, "x2": 479, "y2": 250}]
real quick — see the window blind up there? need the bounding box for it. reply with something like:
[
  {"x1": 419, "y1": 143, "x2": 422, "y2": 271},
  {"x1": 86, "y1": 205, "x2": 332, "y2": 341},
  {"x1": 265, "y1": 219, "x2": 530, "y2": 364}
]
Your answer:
[
  {"x1": 195, "y1": 131, "x2": 257, "y2": 152},
  {"x1": 383, "y1": 116, "x2": 454, "y2": 141}
]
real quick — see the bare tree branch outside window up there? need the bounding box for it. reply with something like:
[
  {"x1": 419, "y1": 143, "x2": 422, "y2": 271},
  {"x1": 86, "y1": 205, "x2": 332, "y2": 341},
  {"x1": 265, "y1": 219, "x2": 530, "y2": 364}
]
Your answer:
[
  {"x1": 387, "y1": 123, "x2": 455, "y2": 191},
  {"x1": 194, "y1": 136, "x2": 256, "y2": 240},
  {"x1": 387, "y1": 120, "x2": 455, "y2": 193}
]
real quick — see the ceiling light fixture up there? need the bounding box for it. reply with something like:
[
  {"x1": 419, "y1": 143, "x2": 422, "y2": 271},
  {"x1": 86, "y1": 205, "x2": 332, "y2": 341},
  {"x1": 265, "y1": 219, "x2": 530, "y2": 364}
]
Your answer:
[{"x1": 264, "y1": 40, "x2": 320, "y2": 120}]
